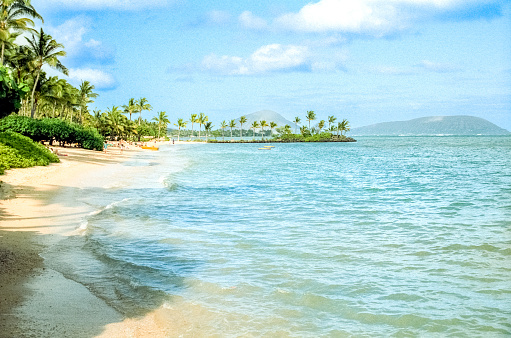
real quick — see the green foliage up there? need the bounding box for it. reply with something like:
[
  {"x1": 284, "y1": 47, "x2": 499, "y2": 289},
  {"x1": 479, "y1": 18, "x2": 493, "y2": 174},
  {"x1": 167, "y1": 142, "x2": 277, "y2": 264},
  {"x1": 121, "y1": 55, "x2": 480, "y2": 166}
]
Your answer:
[
  {"x1": 275, "y1": 132, "x2": 334, "y2": 142},
  {"x1": 0, "y1": 115, "x2": 104, "y2": 151},
  {"x1": 0, "y1": 66, "x2": 30, "y2": 118},
  {"x1": 0, "y1": 131, "x2": 59, "y2": 174}
]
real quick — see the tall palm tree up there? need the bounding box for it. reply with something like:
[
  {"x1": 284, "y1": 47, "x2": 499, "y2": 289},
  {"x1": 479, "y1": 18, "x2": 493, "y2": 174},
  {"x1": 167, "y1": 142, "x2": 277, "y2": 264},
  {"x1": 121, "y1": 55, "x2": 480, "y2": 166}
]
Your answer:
[
  {"x1": 239, "y1": 115, "x2": 247, "y2": 140},
  {"x1": 174, "y1": 118, "x2": 187, "y2": 142},
  {"x1": 189, "y1": 113, "x2": 197, "y2": 138},
  {"x1": 251, "y1": 121, "x2": 259, "y2": 140},
  {"x1": 260, "y1": 120, "x2": 268, "y2": 140},
  {"x1": 122, "y1": 98, "x2": 137, "y2": 121},
  {"x1": 293, "y1": 116, "x2": 300, "y2": 134},
  {"x1": 204, "y1": 121, "x2": 213, "y2": 142},
  {"x1": 197, "y1": 112, "x2": 207, "y2": 140},
  {"x1": 152, "y1": 111, "x2": 170, "y2": 139},
  {"x1": 78, "y1": 80, "x2": 98, "y2": 124},
  {"x1": 137, "y1": 97, "x2": 151, "y2": 125},
  {"x1": 25, "y1": 28, "x2": 68, "y2": 118},
  {"x1": 0, "y1": 0, "x2": 43, "y2": 65},
  {"x1": 328, "y1": 115, "x2": 336, "y2": 130},
  {"x1": 220, "y1": 120, "x2": 227, "y2": 141},
  {"x1": 269, "y1": 121, "x2": 277, "y2": 137},
  {"x1": 229, "y1": 119, "x2": 236, "y2": 140},
  {"x1": 306, "y1": 110, "x2": 316, "y2": 131}
]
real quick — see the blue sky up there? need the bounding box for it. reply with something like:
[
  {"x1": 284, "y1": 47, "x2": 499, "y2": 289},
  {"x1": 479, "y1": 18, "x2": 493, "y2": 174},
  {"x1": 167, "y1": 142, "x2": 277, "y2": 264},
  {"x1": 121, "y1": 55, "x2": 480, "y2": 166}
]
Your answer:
[{"x1": 34, "y1": 0, "x2": 511, "y2": 130}]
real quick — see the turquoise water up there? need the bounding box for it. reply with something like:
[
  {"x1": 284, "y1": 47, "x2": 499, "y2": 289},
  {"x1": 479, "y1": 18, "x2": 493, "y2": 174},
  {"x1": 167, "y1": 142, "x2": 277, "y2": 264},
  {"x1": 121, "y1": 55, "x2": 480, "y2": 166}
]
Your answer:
[{"x1": 47, "y1": 137, "x2": 511, "y2": 336}]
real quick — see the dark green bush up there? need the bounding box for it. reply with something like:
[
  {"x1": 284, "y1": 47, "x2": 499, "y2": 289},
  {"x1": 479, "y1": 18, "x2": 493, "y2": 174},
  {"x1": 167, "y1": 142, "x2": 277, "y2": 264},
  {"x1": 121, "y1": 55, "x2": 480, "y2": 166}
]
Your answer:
[
  {"x1": 0, "y1": 115, "x2": 104, "y2": 151},
  {"x1": 0, "y1": 131, "x2": 59, "y2": 174}
]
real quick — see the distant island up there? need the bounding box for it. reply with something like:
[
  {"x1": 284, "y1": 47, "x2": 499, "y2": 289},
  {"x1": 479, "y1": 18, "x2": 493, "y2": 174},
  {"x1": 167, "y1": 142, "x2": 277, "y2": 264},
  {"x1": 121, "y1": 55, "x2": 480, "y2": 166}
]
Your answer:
[{"x1": 351, "y1": 116, "x2": 510, "y2": 136}]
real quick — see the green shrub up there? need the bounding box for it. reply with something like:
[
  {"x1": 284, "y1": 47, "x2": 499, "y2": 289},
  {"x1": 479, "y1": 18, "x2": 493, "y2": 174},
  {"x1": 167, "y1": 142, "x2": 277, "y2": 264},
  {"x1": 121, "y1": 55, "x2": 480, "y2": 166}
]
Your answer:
[
  {"x1": 0, "y1": 131, "x2": 59, "y2": 174},
  {"x1": 0, "y1": 115, "x2": 104, "y2": 151}
]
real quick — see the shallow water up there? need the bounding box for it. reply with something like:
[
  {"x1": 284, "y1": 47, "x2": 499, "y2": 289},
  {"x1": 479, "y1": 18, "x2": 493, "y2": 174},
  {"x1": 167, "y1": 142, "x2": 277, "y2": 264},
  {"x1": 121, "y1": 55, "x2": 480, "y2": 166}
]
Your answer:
[{"x1": 46, "y1": 136, "x2": 511, "y2": 336}]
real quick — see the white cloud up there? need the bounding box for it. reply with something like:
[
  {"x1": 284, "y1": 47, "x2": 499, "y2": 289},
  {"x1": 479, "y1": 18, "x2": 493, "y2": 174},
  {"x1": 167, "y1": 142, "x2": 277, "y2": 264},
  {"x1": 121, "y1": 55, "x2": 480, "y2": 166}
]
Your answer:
[
  {"x1": 36, "y1": 0, "x2": 170, "y2": 10},
  {"x1": 207, "y1": 10, "x2": 231, "y2": 25},
  {"x1": 202, "y1": 44, "x2": 310, "y2": 75},
  {"x1": 275, "y1": 0, "x2": 495, "y2": 34},
  {"x1": 417, "y1": 60, "x2": 461, "y2": 72},
  {"x1": 239, "y1": 11, "x2": 268, "y2": 30},
  {"x1": 68, "y1": 68, "x2": 117, "y2": 89}
]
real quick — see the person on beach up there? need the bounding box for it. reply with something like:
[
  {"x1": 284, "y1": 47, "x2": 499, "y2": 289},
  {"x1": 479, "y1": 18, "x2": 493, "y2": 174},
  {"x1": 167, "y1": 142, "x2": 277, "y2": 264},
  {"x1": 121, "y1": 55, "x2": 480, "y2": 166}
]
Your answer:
[{"x1": 103, "y1": 142, "x2": 108, "y2": 153}]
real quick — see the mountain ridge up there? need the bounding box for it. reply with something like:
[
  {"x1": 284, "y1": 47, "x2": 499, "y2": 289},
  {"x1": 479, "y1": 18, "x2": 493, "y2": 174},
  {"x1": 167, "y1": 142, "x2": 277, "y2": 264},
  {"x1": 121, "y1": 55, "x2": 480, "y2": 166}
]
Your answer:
[{"x1": 352, "y1": 116, "x2": 510, "y2": 136}]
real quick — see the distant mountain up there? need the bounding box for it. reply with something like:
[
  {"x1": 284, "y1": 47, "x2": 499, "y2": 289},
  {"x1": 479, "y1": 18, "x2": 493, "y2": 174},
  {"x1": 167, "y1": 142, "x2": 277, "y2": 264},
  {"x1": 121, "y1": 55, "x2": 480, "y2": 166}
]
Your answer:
[
  {"x1": 235, "y1": 110, "x2": 295, "y2": 128},
  {"x1": 351, "y1": 116, "x2": 510, "y2": 136}
]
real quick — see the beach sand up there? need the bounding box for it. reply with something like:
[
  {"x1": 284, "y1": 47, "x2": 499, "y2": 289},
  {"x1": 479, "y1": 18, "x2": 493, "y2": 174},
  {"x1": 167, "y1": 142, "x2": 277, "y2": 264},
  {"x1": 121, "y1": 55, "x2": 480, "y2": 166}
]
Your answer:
[{"x1": 0, "y1": 145, "x2": 169, "y2": 337}]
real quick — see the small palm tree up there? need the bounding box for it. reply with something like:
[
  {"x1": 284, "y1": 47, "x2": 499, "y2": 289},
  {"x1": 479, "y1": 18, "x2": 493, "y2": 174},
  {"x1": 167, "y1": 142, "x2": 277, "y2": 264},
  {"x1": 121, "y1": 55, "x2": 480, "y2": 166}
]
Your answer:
[
  {"x1": 293, "y1": 116, "x2": 301, "y2": 134},
  {"x1": 78, "y1": 80, "x2": 98, "y2": 124},
  {"x1": 106, "y1": 106, "x2": 125, "y2": 139},
  {"x1": 328, "y1": 115, "x2": 337, "y2": 129},
  {"x1": 239, "y1": 115, "x2": 247, "y2": 140},
  {"x1": 122, "y1": 98, "x2": 137, "y2": 121},
  {"x1": 339, "y1": 119, "x2": 350, "y2": 136},
  {"x1": 137, "y1": 97, "x2": 152, "y2": 125},
  {"x1": 204, "y1": 121, "x2": 213, "y2": 141},
  {"x1": 300, "y1": 125, "x2": 309, "y2": 136},
  {"x1": 25, "y1": 28, "x2": 68, "y2": 118},
  {"x1": 152, "y1": 111, "x2": 170, "y2": 139},
  {"x1": 269, "y1": 121, "x2": 277, "y2": 137},
  {"x1": 197, "y1": 113, "x2": 207, "y2": 140},
  {"x1": 283, "y1": 124, "x2": 292, "y2": 135},
  {"x1": 174, "y1": 118, "x2": 187, "y2": 142},
  {"x1": 229, "y1": 119, "x2": 236, "y2": 140},
  {"x1": 220, "y1": 120, "x2": 227, "y2": 141},
  {"x1": 259, "y1": 120, "x2": 268, "y2": 140},
  {"x1": 318, "y1": 120, "x2": 325, "y2": 134},
  {"x1": 251, "y1": 121, "x2": 259, "y2": 140},
  {"x1": 306, "y1": 110, "x2": 316, "y2": 131},
  {"x1": 189, "y1": 113, "x2": 197, "y2": 138}
]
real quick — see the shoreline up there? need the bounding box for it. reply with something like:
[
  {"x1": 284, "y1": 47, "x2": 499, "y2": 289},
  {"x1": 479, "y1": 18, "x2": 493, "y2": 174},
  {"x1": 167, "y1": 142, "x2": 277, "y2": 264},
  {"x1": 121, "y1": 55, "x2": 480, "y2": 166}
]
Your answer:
[{"x1": 0, "y1": 146, "x2": 162, "y2": 337}]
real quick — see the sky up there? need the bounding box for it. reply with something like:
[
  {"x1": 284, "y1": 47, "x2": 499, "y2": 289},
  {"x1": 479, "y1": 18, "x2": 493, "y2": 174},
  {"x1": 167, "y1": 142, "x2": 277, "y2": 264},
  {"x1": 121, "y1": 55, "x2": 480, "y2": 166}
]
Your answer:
[{"x1": 33, "y1": 0, "x2": 511, "y2": 130}]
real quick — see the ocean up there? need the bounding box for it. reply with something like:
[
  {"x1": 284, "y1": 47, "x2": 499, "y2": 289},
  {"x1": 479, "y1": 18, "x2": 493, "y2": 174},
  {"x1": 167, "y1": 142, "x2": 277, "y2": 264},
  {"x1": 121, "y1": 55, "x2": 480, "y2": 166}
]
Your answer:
[{"x1": 45, "y1": 136, "x2": 511, "y2": 336}]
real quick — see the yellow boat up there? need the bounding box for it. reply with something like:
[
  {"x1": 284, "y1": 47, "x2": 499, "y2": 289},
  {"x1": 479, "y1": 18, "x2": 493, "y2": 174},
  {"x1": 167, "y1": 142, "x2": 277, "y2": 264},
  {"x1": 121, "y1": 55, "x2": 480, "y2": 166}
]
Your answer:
[
  {"x1": 258, "y1": 147, "x2": 272, "y2": 150},
  {"x1": 141, "y1": 146, "x2": 159, "y2": 151},
  {"x1": 263, "y1": 145, "x2": 275, "y2": 148}
]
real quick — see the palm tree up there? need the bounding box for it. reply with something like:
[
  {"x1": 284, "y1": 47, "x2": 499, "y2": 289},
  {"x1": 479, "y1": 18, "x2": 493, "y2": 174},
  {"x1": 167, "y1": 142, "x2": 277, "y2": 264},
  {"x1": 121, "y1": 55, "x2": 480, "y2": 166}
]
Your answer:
[
  {"x1": 122, "y1": 98, "x2": 137, "y2": 121},
  {"x1": 204, "y1": 121, "x2": 213, "y2": 141},
  {"x1": 25, "y1": 28, "x2": 68, "y2": 118},
  {"x1": 306, "y1": 110, "x2": 316, "y2": 131},
  {"x1": 105, "y1": 106, "x2": 125, "y2": 139},
  {"x1": 293, "y1": 116, "x2": 300, "y2": 134},
  {"x1": 260, "y1": 120, "x2": 268, "y2": 140},
  {"x1": 189, "y1": 113, "x2": 197, "y2": 138},
  {"x1": 152, "y1": 111, "x2": 170, "y2": 139},
  {"x1": 77, "y1": 80, "x2": 98, "y2": 124},
  {"x1": 283, "y1": 124, "x2": 292, "y2": 135},
  {"x1": 318, "y1": 120, "x2": 325, "y2": 134},
  {"x1": 269, "y1": 121, "x2": 277, "y2": 137},
  {"x1": 174, "y1": 118, "x2": 187, "y2": 142},
  {"x1": 197, "y1": 113, "x2": 207, "y2": 140},
  {"x1": 251, "y1": 121, "x2": 259, "y2": 140},
  {"x1": 137, "y1": 97, "x2": 152, "y2": 125},
  {"x1": 0, "y1": 0, "x2": 43, "y2": 65},
  {"x1": 229, "y1": 119, "x2": 236, "y2": 140},
  {"x1": 239, "y1": 115, "x2": 247, "y2": 140},
  {"x1": 339, "y1": 119, "x2": 350, "y2": 136},
  {"x1": 300, "y1": 125, "x2": 309, "y2": 136},
  {"x1": 328, "y1": 115, "x2": 337, "y2": 130},
  {"x1": 220, "y1": 120, "x2": 227, "y2": 141}
]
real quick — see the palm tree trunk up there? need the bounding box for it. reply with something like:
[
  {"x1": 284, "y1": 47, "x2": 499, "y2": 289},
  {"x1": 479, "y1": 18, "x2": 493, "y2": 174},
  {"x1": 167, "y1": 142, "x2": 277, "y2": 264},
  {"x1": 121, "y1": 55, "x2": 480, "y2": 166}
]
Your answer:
[
  {"x1": 1, "y1": 42, "x2": 4, "y2": 66},
  {"x1": 30, "y1": 69, "x2": 42, "y2": 118},
  {"x1": 230, "y1": 127, "x2": 233, "y2": 139}
]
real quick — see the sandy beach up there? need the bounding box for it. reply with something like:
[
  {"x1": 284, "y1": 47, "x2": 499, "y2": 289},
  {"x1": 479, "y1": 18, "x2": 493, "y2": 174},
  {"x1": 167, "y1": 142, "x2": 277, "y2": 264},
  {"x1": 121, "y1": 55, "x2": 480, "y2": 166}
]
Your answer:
[{"x1": 0, "y1": 145, "x2": 169, "y2": 337}]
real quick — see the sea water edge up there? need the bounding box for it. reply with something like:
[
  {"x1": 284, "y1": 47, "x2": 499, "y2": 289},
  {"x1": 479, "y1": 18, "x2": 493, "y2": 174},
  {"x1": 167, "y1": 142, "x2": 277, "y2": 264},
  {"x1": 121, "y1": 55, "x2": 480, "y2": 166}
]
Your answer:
[{"x1": 45, "y1": 136, "x2": 511, "y2": 336}]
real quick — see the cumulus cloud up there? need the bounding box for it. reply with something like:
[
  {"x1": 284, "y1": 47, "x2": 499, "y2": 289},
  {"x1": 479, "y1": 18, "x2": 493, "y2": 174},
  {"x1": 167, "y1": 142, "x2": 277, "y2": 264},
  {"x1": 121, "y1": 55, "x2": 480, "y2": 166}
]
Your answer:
[
  {"x1": 202, "y1": 44, "x2": 310, "y2": 75},
  {"x1": 68, "y1": 68, "x2": 117, "y2": 90},
  {"x1": 275, "y1": 0, "x2": 502, "y2": 35},
  {"x1": 36, "y1": 0, "x2": 170, "y2": 10},
  {"x1": 46, "y1": 16, "x2": 115, "y2": 65},
  {"x1": 239, "y1": 11, "x2": 268, "y2": 30}
]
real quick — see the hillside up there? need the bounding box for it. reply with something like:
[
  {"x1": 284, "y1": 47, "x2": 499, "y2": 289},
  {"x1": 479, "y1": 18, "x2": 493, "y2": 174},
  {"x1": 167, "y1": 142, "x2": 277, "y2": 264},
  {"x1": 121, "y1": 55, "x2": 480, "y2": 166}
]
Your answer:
[
  {"x1": 351, "y1": 116, "x2": 510, "y2": 136},
  {"x1": 235, "y1": 110, "x2": 294, "y2": 128}
]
